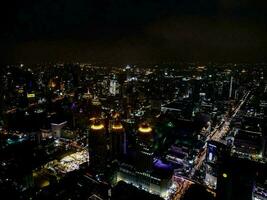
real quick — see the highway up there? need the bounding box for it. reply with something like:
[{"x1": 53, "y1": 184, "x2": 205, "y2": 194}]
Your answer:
[
  {"x1": 171, "y1": 91, "x2": 251, "y2": 200},
  {"x1": 5, "y1": 93, "x2": 74, "y2": 114},
  {"x1": 171, "y1": 176, "x2": 193, "y2": 200},
  {"x1": 191, "y1": 91, "x2": 250, "y2": 176}
]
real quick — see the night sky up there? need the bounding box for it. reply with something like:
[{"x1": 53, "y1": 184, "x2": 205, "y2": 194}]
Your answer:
[{"x1": 1, "y1": 0, "x2": 267, "y2": 64}]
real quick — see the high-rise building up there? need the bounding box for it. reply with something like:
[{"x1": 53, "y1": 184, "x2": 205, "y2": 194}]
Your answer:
[
  {"x1": 125, "y1": 65, "x2": 131, "y2": 81},
  {"x1": 115, "y1": 123, "x2": 172, "y2": 198},
  {"x1": 233, "y1": 129, "x2": 263, "y2": 156},
  {"x1": 109, "y1": 76, "x2": 120, "y2": 96},
  {"x1": 205, "y1": 140, "x2": 226, "y2": 189},
  {"x1": 110, "y1": 120, "x2": 125, "y2": 160},
  {"x1": 136, "y1": 123, "x2": 154, "y2": 172},
  {"x1": 216, "y1": 157, "x2": 259, "y2": 200},
  {"x1": 88, "y1": 119, "x2": 107, "y2": 173}
]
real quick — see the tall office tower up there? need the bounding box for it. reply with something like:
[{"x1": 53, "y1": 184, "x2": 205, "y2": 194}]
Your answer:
[
  {"x1": 205, "y1": 140, "x2": 226, "y2": 189},
  {"x1": 88, "y1": 119, "x2": 107, "y2": 173},
  {"x1": 109, "y1": 76, "x2": 120, "y2": 96},
  {"x1": 136, "y1": 123, "x2": 154, "y2": 172},
  {"x1": 125, "y1": 65, "x2": 131, "y2": 81},
  {"x1": 229, "y1": 76, "x2": 233, "y2": 98},
  {"x1": 110, "y1": 120, "x2": 125, "y2": 160}
]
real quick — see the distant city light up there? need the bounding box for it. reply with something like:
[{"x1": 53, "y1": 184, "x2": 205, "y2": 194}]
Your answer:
[
  {"x1": 167, "y1": 122, "x2": 174, "y2": 128},
  {"x1": 27, "y1": 93, "x2": 35, "y2": 98},
  {"x1": 222, "y1": 173, "x2": 228, "y2": 178},
  {"x1": 1, "y1": 61, "x2": 265, "y2": 200}
]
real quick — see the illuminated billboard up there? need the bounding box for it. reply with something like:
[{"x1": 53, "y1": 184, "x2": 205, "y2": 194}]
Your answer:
[
  {"x1": 206, "y1": 141, "x2": 226, "y2": 165},
  {"x1": 207, "y1": 142, "x2": 218, "y2": 164}
]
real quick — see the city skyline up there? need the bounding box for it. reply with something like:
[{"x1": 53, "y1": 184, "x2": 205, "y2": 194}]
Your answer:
[
  {"x1": 0, "y1": 63, "x2": 266, "y2": 200},
  {"x1": 0, "y1": 1, "x2": 267, "y2": 200}
]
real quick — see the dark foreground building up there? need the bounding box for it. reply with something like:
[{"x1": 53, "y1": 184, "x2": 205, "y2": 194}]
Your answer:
[
  {"x1": 111, "y1": 181, "x2": 164, "y2": 200},
  {"x1": 216, "y1": 156, "x2": 266, "y2": 200}
]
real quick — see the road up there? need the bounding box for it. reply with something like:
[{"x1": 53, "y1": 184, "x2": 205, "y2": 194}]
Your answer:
[
  {"x1": 191, "y1": 91, "x2": 250, "y2": 175},
  {"x1": 171, "y1": 91, "x2": 251, "y2": 200},
  {"x1": 5, "y1": 93, "x2": 74, "y2": 114},
  {"x1": 171, "y1": 176, "x2": 193, "y2": 200}
]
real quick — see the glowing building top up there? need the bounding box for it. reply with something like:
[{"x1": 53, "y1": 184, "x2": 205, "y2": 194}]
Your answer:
[
  {"x1": 112, "y1": 123, "x2": 124, "y2": 131},
  {"x1": 90, "y1": 120, "x2": 105, "y2": 131},
  {"x1": 138, "y1": 123, "x2": 152, "y2": 134}
]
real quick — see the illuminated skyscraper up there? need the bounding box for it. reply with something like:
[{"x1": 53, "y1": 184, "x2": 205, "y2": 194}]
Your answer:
[
  {"x1": 125, "y1": 65, "x2": 131, "y2": 81},
  {"x1": 136, "y1": 123, "x2": 154, "y2": 172},
  {"x1": 109, "y1": 76, "x2": 120, "y2": 96},
  {"x1": 88, "y1": 119, "x2": 107, "y2": 173},
  {"x1": 110, "y1": 120, "x2": 125, "y2": 160}
]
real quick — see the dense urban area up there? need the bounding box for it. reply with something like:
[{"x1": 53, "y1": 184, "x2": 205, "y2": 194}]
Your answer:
[{"x1": 0, "y1": 63, "x2": 266, "y2": 200}]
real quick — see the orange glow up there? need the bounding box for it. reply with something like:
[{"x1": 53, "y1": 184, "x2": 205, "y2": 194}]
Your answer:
[
  {"x1": 112, "y1": 124, "x2": 123, "y2": 130},
  {"x1": 40, "y1": 180, "x2": 50, "y2": 188},
  {"x1": 91, "y1": 124, "x2": 104, "y2": 130},
  {"x1": 51, "y1": 82, "x2": 56, "y2": 88},
  {"x1": 138, "y1": 126, "x2": 152, "y2": 133},
  {"x1": 113, "y1": 113, "x2": 120, "y2": 119},
  {"x1": 89, "y1": 117, "x2": 96, "y2": 121}
]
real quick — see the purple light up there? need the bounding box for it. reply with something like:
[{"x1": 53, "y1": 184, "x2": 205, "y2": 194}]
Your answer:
[
  {"x1": 71, "y1": 102, "x2": 77, "y2": 110},
  {"x1": 154, "y1": 159, "x2": 172, "y2": 170}
]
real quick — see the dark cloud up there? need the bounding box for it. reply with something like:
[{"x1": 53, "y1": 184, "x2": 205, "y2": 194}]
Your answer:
[{"x1": 1, "y1": 0, "x2": 267, "y2": 63}]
